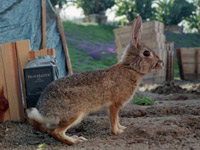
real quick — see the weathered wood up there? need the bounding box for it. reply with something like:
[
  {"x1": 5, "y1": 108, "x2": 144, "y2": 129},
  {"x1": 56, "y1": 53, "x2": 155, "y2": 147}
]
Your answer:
[
  {"x1": 141, "y1": 33, "x2": 165, "y2": 43},
  {"x1": 28, "y1": 49, "x2": 56, "y2": 60},
  {"x1": 195, "y1": 49, "x2": 199, "y2": 79},
  {"x1": 29, "y1": 51, "x2": 36, "y2": 60},
  {"x1": 56, "y1": 8, "x2": 73, "y2": 75},
  {"x1": 0, "y1": 45, "x2": 10, "y2": 122},
  {"x1": 166, "y1": 42, "x2": 174, "y2": 82},
  {"x1": 113, "y1": 21, "x2": 164, "y2": 36},
  {"x1": 40, "y1": 48, "x2": 48, "y2": 56},
  {"x1": 1, "y1": 42, "x2": 24, "y2": 121},
  {"x1": 47, "y1": 48, "x2": 56, "y2": 55},
  {"x1": 41, "y1": 0, "x2": 46, "y2": 49},
  {"x1": 15, "y1": 40, "x2": 31, "y2": 109}
]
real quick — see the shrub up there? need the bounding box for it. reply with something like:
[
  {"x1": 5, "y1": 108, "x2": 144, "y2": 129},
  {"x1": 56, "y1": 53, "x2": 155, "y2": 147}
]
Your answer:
[
  {"x1": 116, "y1": 0, "x2": 156, "y2": 22},
  {"x1": 76, "y1": 0, "x2": 115, "y2": 15},
  {"x1": 133, "y1": 97, "x2": 155, "y2": 105},
  {"x1": 186, "y1": 0, "x2": 200, "y2": 33},
  {"x1": 156, "y1": 0, "x2": 196, "y2": 25},
  {"x1": 50, "y1": 0, "x2": 67, "y2": 8}
]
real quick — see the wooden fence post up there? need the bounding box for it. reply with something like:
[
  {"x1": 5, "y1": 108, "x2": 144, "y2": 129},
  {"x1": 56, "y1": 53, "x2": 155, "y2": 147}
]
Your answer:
[
  {"x1": 56, "y1": 8, "x2": 73, "y2": 75},
  {"x1": 41, "y1": 0, "x2": 46, "y2": 49}
]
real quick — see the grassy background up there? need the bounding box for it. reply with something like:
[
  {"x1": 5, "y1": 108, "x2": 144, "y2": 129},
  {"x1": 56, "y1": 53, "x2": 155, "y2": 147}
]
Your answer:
[
  {"x1": 63, "y1": 21, "x2": 117, "y2": 72},
  {"x1": 63, "y1": 21, "x2": 200, "y2": 77}
]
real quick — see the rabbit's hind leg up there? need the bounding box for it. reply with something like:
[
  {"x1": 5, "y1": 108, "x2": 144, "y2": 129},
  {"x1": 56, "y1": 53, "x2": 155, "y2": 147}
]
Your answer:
[
  {"x1": 49, "y1": 113, "x2": 87, "y2": 145},
  {"x1": 109, "y1": 103, "x2": 126, "y2": 135}
]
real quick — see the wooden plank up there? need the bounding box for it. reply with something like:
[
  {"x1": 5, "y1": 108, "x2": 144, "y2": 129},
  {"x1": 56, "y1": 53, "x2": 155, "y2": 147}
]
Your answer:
[
  {"x1": 198, "y1": 49, "x2": 200, "y2": 75},
  {"x1": 180, "y1": 48, "x2": 196, "y2": 54},
  {"x1": 29, "y1": 51, "x2": 36, "y2": 60},
  {"x1": 143, "y1": 21, "x2": 160, "y2": 29},
  {"x1": 143, "y1": 41, "x2": 165, "y2": 50},
  {"x1": 117, "y1": 31, "x2": 164, "y2": 46},
  {"x1": 47, "y1": 48, "x2": 56, "y2": 55},
  {"x1": 40, "y1": 48, "x2": 48, "y2": 56},
  {"x1": 171, "y1": 50, "x2": 175, "y2": 81},
  {"x1": 166, "y1": 47, "x2": 170, "y2": 81},
  {"x1": 1, "y1": 42, "x2": 24, "y2": 121},
  {"x1": 181, "y1": 48, "x2": 198, "y2": 77},
  {"x1": 170, "y1": 50, "x2": 174, "y2": 81},
  {"x1": 184, "y1": 74, "x2": 197, "y2": 80},
  {"x1": 56, "y1": 8, "x2": 73, "y2": 75},
  {"x1": 41, "y1": 0, "x2": 46, "y2": 49},
  {"x1": 180, "y1": 57, "x2": 195, "y2": 63},
  {"x1": 141, "y1": 33, "x2": 165, "y2": 43},
  {"x1": 116, "y1": 34, "x2": 165, "y2": 50},
  {"x1": 176, "y1": 48, "x2": 184, "y2": 80},
  {"x1": 35, "y1": 50, "x2": 41, "y2": 58},
  {"x1": 0, "y1": 45, "x2": 10, "y2": 122},
  {"x1": 15, "y1": 40, "x2": 31, "y2": 109},
  {"x1": 114, "y1": 27, "x2": 162, "y2": 37},
  {"x1": 113, "y1": 26, "x2": 131, "y2": 35},
  {"x1": 195, "y1": 49, "x2": 199, "y2": 79},
  {"x1": 29, "y1": 49, "x2": 56, "y2": 60},
  {"x1": 116, "y1": 30, "x2": 163, "y2": 42},
  {"x1": 115, "y1": 38, "x2": 123, "y2": 50},
  {"x1": 166, "y1": 42, "x2": 174, "y2": 82},
  {"x1": 159, "y1": 22, "x2": 164, "y2": 33}
]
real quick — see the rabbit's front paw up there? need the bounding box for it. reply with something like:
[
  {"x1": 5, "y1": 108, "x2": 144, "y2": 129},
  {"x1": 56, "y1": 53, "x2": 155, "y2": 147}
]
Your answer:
[{"x1": 112, "y1": 128, "x2": 124, "y2": 135}]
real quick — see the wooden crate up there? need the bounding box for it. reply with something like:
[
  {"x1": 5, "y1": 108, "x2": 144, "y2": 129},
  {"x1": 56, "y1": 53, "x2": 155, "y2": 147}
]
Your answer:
[
  {"x1": 0, "y1": 42, "x2": 27, "y2": 122},
  {"x1": 113, "y1": 21, "x2": 164, "y2": 36},
  {"x1": 0, "y1": 39, "x2": 57, "y2": 122},
  {"x1": 177, "y1": 48, "x2": 200, "y2": 80},
  {"x1": 142, "y1": 21, "x2": 164, "y2": 33},
  {"x1": 141, "y1": 32, "x2": 165, "y2": 43}
]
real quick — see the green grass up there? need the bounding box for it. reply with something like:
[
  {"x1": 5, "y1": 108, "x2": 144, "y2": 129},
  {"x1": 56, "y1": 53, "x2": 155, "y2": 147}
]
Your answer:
[
  {"x1": 165, "y1": 31, "x2": 200, "y2": 48},
  {"x1": 133, "y1": 97, "x2": 155, "y2": 106},
  {"x1": 37, "y1": 143, "x2": 47, "y2": 150},
  {"x1": 69, "y1": 45, "x2": 117, "y2": 72},
  {"x1": 64, "y1": 21, "x2": 117, "y2": 72},
  {"x1": 63, "y1": 21, "x2": 116, "y2": 43}
]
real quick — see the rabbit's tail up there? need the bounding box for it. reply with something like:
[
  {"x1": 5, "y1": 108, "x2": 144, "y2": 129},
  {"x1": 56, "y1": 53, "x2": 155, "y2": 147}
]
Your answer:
[
  {"x1": 26, "y1": 108, "x2": 59, "y2": 129},
  {"x1": 26, "y1": 108, "x2": 45, "y2": 123}
]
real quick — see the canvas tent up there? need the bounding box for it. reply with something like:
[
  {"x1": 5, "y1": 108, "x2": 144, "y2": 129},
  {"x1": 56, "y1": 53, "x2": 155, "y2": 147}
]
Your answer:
[{"x1": 0, "y1": 0, "x2": 68, "y2": 77}]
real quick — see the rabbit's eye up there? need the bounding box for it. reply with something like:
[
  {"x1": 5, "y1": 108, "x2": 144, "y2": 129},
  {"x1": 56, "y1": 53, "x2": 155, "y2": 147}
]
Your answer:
[{"x1": 143, "y1": 50, "x2": 150, "y2": 57}]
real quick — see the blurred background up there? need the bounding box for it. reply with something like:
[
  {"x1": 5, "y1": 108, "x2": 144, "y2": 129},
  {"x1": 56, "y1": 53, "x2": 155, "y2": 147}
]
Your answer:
[{"x1": 50, "y1": 0, "x2": 200, "y2": 80}]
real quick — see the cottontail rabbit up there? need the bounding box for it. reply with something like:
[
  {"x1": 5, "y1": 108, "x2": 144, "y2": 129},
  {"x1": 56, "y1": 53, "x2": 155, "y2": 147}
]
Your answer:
[{"x1": 26, "y1": 16, "x2": 163, "y2": 145}]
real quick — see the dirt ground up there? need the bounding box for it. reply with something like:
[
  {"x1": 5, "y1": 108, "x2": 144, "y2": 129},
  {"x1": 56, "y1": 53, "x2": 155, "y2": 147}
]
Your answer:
[{"x1": 0, "y1": 82, "x2": 200, "y2": 150}]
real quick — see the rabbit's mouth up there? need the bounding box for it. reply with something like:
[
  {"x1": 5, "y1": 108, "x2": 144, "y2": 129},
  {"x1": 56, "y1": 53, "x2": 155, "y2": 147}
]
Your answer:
[{"x1": 155, "y1": 60, "x2": 164, "y2": 70}]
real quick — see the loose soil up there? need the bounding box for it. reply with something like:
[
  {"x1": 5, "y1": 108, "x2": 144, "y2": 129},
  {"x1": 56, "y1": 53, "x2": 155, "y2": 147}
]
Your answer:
[{"x1": 0, "y1": 82, "x2": 200, "y2": 150}]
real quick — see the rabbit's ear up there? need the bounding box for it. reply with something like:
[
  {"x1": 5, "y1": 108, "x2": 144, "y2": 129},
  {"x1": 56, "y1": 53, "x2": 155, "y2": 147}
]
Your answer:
[{"x1": 131, "y1": 16, "x2": 142, "y2": 48}]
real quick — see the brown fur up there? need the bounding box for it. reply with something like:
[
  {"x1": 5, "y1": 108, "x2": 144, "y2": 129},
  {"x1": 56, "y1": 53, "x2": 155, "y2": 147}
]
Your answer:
[{"x1": 26, "y1": 16, "x2": 164, "y2": 145}]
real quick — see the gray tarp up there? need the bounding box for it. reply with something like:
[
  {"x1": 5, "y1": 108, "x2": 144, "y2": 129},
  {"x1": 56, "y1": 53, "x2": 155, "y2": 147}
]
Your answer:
[{"x1": 0, "y1": 0, "x2": 67, "y2": 77}]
